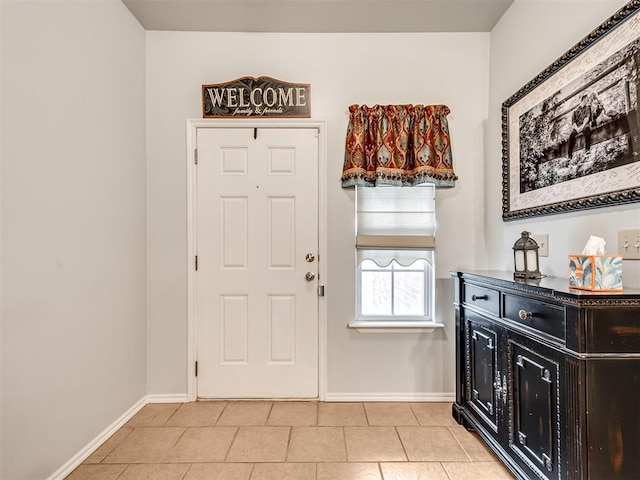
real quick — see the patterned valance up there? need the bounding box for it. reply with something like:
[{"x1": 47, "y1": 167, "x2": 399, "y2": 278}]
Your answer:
[{"x1": 341, "y1": 104, "x2": 457, "y2": 188}]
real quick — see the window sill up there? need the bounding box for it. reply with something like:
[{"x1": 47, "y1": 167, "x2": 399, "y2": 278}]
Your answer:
[{"x1": 347, "y1": 321, "x2": 445, "y2": 334}]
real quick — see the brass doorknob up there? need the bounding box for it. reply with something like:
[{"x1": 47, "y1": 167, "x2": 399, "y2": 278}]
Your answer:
[{"x1": 305, "y1": 272, "x2": 316, "y2": 281}]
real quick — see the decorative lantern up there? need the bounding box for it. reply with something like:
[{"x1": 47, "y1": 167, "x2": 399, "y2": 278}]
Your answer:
[{"x1": 513, "y1": 231, "x2": 542, "y2": 280}]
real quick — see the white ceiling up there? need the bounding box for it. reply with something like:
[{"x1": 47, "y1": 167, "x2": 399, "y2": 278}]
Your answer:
[{"x1": 122, "y1": 0, "x2": 515, "y2": 33}]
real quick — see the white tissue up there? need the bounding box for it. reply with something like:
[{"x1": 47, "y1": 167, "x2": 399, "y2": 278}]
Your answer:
[{"x1": 581, "y1": 235, "x2": 606, "y2": 255}]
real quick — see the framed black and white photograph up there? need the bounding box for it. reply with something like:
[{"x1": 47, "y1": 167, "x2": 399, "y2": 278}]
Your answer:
[{"x1": 502, "y1": 0, "x2": 640, "y2": 220}]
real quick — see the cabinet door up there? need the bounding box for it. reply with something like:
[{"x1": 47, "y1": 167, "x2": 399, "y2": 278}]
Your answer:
[
  {"x1": 465, "y1": 314, "x2": 500, "y2": 433},
  {"x1": 508, "y1": 336, "x2": 562, "y2": 480}
]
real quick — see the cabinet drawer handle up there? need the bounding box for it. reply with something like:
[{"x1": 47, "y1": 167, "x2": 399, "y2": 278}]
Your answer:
[
  {"x1": 472, "y1": 294, "x2": 488, "y2": 301},
  {"x1": 518, "y1": 309, "x2": 533, "y2": 319}
]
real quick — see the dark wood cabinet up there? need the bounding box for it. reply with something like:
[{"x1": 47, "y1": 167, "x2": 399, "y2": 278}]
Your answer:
[
  {"x1": 452, "y1": 271, "x2": 640, "y2": 480},
  {"x1": 466, "y1": 312, "x2": 500, "y2": 433}
]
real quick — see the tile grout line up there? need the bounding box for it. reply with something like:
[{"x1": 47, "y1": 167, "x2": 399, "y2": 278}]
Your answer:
[
  {"x1": 95, "y1": 427, "x2": 135, "y2": 464},
  {"x1": 362, "y1": 403, "x2": 370, "y2": 426},
  {"x1": 169, "y1": 427, "x2": 189, "y2": 451},
  {"x1": 408, "y1": 403, "x2": 421, "y2": 426},
  {"x1": 214, "y1": 400, "x2": 231, "y2": 426},
  {"x1": 284, "y1": 426, "x2": 293, "y2": 462},
  {"x1": 447, "y1": 425, "x2": 473, "y2": 462},
  {"x1": 394, "y1": 426, "x2": 411, "y2": 462},
  {"x1": 181, "y1": 463, "x2": 194, "y2": 480},
  {"x1": 112, "y1": 463, "x2": 129, "y2": 480},
  {"x1": 441, "y1": 461, "x2": 455, "y2": 480},
  {"x1": 211, "y1": 401, "x2": 227, "y2": 426},
  {"x1": 265, "y1": 401, "x2": 275, "y2": 425},
  {"x1": 163, "y1": 403, "x2": 183, "y2": 426},
  {"x1": 342, "y1": 426, "x2": 349, "y2": 462},
  {"x1": 222, "y1": 426, "x2": 241, "y2": 462}
]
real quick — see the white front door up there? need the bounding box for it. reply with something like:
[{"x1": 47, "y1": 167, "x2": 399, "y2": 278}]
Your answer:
[{"x1": 196, "y1": 127, "x2": 319, "y2": 398}]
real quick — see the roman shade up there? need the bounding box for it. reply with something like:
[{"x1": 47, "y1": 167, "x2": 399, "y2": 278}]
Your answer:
[{"x1": 356, "y1": 184, "x2": 436, "y2": 267}]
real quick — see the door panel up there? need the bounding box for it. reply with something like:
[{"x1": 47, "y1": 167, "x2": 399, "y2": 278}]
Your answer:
[
  {"x1": 268, "y1": 294, "x2": 295, "y2": 364},
  {"x1": 220, "y1": 196, "x2": 249, "y2": 269},
  {"x1": 465, "y1": 314, "x2": 500, "y2": 432},
  {"x1": 268, "y1": 196, "x2": 295, "y2": 269},
  {"x1": 196, "y1": 127, "x2": 319, "y2": 398},
  {"x1": 220, "y1": 294, "x2": 248, "y2": 364},
  {"x1": 509, "y1": 340, "x2": 560, "y2": 480}
]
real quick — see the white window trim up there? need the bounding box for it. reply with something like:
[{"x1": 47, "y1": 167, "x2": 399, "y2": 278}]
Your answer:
[{"x1": 348, "y1": 320, "x2": 445, "y2": 334}]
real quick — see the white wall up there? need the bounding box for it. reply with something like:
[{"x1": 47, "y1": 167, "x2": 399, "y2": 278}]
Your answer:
[
  {"x1": 1, "y1": 1, "x2": 147, "y2": 479},
  {"x1": 146, "y1": 31, "x2": 490, "y2": 397},
  {"x1": 487, "y1": 0, "x2": 640, "y2": 287}
]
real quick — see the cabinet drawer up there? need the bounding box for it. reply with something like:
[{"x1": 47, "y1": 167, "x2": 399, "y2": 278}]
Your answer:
[
  {"x1": 464, "y1": 284, "x2": 500, "y2": 316},
  {"x1": 503, "y1": 294, "x2": 565, "y2": 342}
]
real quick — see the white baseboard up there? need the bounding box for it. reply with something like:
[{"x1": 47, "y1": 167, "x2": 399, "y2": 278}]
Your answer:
[
  {"x1": 324, "y1": 392, "x2": 455, "y2": 402},
  {"x1": 146, "y1": 394, "x2": 189, "y2": 403},
  {"x1": 46, "y1": 394, "x2": 188, "y2": 480},
  {"x1": 46, "y1": 396, "x2": 148, "y2": 480}
]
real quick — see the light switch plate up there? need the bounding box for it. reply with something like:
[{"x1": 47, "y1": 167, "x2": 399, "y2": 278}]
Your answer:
[
  {"x1": 618, "y1": 229, "x2": 640, "y2": 260},
  {"x1": 531, "y1": 234, "x2": 549, "y2": 257}
]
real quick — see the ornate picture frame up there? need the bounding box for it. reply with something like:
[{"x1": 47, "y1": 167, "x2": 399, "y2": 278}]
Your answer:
[{"x1": 502, "y1": 0, "x2": 640, "y2": 221}]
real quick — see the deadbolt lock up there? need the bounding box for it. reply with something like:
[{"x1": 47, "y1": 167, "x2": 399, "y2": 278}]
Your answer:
[{"x1": 305, "y1": 253, "x2": 315, "y2": 263}]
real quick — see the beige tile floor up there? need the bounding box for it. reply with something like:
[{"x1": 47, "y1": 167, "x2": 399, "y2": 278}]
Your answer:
[{"x1": 66, "y1": 401, "x2": 515, "y2": 480}]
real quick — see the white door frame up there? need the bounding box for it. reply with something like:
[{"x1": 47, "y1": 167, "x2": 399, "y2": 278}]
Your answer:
[{"x1": 186, "y1": 118, "x2": 328, "y2": 402}]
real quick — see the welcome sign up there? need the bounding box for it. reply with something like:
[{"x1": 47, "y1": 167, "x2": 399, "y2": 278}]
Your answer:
[{"x1": 202, "y1": 76, "x2": 311, "y2": 118}]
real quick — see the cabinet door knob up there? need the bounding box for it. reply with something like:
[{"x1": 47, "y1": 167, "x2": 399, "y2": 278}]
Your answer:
[
  {"x1": 472, "y1": 294, "x2": 488, "y2": 301},
  {"x1": 518, "y1": 309, "x2": 533, "y2": 319}
]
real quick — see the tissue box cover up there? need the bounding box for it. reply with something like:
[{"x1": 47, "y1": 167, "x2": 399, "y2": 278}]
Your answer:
[{"x1": 568, "y1": 255, "x2": 623, "y2": 291}]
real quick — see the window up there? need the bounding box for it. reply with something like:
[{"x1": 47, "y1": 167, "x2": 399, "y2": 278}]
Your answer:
[
  {"x1": 359, "y1": 258, "x2": 432, "y2": 319},
  {"x1": 350, "y1": 185, "x2": 441, "y2": 332}
]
